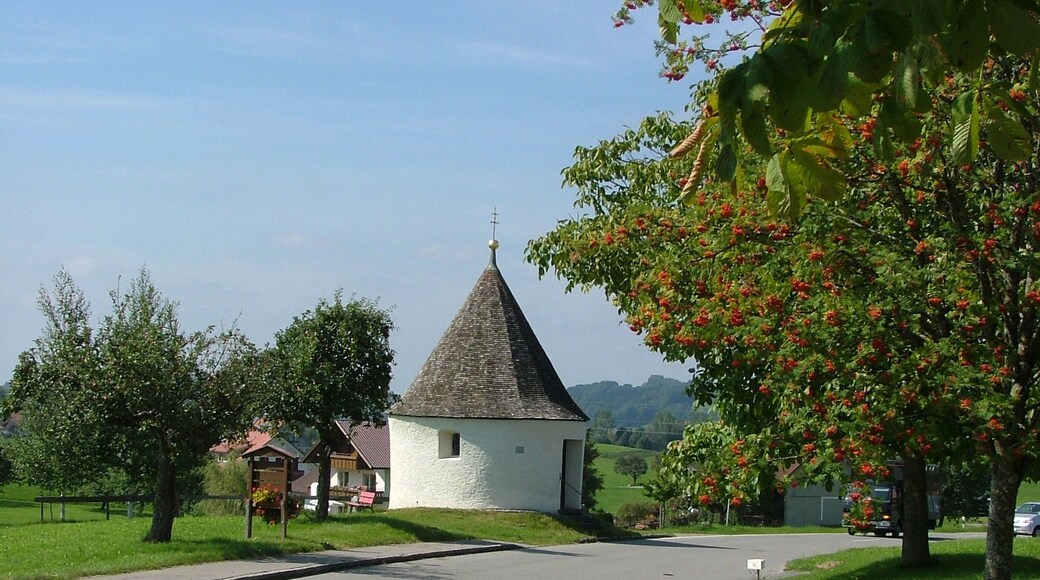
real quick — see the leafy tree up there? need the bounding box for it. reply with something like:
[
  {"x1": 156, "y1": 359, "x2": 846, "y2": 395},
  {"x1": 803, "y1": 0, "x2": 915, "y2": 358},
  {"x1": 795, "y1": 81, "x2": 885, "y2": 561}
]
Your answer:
[
  {"x1": 6, "y1": 270, "x2": 260, "y2": 542},
  {"x1": 589, "y1": 410, "x2": 617, "y2": 444},
  {"x1": 588, "y1": 5, "x2": 1039, "y2": 575},
  {"x1": 615, "y1": 452, "x2": 650, "y2": 485},
  {"x1": 943, "y1": 461, "x2": 993, "y2": 520},
  {"x1": 582, "y1": 439, "x2": 605, "y2": 510},
  {"x1": 528, "y1": 49, "x2": 1039, "y2": 573},
  {"x1": 641, "y1": 410, "x2": 686, "y2": 451},
  {"x1": 0, "y1": 439, "x2": 13, "y2": 487},
  {"x1": 616, "y1": 1, "x2": 1040, "y2": 221},
  {"x1": 264, "y1": 292, "x2": 394, "y2": 520}
]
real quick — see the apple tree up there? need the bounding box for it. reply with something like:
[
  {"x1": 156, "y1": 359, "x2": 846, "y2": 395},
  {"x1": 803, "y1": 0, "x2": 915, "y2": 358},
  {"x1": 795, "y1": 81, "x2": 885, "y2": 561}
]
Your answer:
[
  {"x1": 6, "y1": 270, "x2": 261, "y2": 542},
  {"x1": 262, "y1": 292, "x2": 395, "y2": 520}
]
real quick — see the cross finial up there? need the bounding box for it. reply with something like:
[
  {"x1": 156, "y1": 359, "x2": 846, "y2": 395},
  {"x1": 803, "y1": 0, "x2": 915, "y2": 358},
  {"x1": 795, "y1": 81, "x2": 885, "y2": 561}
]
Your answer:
[{"x1": 488, "y1": 208, "x2": 500, "y2": 267}]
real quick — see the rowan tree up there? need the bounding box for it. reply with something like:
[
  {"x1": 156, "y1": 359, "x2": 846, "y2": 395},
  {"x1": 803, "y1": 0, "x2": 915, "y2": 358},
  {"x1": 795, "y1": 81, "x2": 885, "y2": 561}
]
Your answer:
[
  {"x1": 262, "y1": 292, "x2": 395, "y2": 520},
  {"x1": 528, "y1": 53, "x2": 1038, "y2": 573},
  {"x1": 532, "y1": 1, "x2": 1040, "y2": 575},
  {"x1": 615, "y1": 0, "x2": 1040, "y2": 222}
]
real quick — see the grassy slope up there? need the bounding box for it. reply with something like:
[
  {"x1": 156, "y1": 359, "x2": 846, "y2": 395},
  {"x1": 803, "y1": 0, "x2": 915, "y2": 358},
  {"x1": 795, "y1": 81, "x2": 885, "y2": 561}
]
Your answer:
[{"x1": 591, "y1": 443, "x2": 657, "y2": 514}]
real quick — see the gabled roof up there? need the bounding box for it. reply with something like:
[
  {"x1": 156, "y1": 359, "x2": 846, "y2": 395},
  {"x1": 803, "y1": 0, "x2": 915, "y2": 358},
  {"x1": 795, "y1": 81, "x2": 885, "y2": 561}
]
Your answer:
[
  {"x1": 300, "y1": 421, "x2": 390, "y2": 470},
  {"x1": 210, "y1": 429, "x2": 270, "y2": 456},
  {"x1": 242, "y1": 435, "x2": 302, "y2": 460},
  {"x1": 336, "y1": 421, "x2": 390, "y2": 469},
  {"x1": 391, "y1": 252, "x2": 588, "y2": 421}
]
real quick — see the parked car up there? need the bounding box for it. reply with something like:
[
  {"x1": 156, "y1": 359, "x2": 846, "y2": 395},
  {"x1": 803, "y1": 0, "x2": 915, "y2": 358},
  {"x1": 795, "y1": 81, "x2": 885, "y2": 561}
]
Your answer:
[{"x1": 1014, "y1": 502, "x2": 1040, "y2": 537}]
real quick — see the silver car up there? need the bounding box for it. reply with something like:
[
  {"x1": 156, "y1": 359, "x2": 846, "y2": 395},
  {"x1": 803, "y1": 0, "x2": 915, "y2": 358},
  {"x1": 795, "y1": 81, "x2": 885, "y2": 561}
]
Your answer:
[{"x1": 1014, "y1": 502, "x2": 1040, "y2": 537}]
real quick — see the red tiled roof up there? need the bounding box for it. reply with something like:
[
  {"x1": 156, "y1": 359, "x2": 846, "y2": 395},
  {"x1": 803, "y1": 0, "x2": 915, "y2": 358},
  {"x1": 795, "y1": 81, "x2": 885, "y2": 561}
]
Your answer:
[{"x1": 210, "y1": 430, "x2": 270, "y2": 455}]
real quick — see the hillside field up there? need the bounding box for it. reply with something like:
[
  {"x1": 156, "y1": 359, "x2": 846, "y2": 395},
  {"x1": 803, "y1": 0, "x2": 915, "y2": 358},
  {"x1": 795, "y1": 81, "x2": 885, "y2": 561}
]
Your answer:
[{"x1": 590, "y1": 443, "x2": 657, "y2": 514}]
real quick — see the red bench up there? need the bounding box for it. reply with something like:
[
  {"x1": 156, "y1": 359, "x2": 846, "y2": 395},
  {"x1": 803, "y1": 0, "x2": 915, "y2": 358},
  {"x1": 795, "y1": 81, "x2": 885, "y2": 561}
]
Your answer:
[{"x1": 347, "y1": 491, "x2": 377, "y2": 512}]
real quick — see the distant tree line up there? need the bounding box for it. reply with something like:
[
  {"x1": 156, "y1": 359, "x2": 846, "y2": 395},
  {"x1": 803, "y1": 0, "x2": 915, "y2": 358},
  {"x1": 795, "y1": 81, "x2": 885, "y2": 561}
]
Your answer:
[{"x1": 587, "y1": 406, "x2": 717, "y2": 452}]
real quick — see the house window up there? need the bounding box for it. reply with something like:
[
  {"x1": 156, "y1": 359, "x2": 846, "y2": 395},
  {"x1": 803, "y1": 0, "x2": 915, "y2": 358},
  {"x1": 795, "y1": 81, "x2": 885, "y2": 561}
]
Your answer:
[
  {"x1": 515, "y1": 446, "x2": 525, "y2": 454},
  {"x1": 439, "y1": 430, "x2": 461, "y2": 458},
  {"x1": 363, "y1": 472, "x2": 377, "y2": 491}
]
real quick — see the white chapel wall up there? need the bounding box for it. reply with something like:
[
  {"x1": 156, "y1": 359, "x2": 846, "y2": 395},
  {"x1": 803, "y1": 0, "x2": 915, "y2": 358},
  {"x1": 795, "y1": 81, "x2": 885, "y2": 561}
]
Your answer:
[{"x1": 389, "y1": 416, "x2": 586, "y2": 512}]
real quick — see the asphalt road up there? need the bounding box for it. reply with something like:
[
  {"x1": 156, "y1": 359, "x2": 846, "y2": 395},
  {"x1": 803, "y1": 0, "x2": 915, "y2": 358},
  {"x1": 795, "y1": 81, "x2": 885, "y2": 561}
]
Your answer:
[{"x1": 305, "y1": 532, "x2": 985, "y2": 580}]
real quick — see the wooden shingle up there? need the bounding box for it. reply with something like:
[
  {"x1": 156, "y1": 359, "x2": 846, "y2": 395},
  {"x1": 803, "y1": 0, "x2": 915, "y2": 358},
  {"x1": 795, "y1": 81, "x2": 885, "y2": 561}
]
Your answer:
[{"x1": 391, "y1": 258, "x2": 588, "y2": 422}]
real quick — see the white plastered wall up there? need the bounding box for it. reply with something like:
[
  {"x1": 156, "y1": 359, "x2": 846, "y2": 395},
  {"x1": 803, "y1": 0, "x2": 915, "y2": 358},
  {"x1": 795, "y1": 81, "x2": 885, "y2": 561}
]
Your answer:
[{"x1": 388, "y1": 416, "x2": 586, "y2": 512}]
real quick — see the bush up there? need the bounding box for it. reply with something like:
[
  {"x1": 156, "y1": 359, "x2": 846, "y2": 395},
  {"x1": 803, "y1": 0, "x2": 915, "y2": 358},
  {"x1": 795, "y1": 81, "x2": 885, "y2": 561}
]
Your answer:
[
  {"x1": 615, "y1": 500, "x2": 660, "y2": 527},
  {"x1": 194, "y1": 459, "x2": 247, "y2": 516}
]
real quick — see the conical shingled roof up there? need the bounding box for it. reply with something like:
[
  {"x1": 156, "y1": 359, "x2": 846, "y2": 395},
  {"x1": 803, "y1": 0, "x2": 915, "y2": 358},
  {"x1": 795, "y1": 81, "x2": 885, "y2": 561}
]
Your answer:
[{"x1": 391, "y1": 254, "x2": 588, "y2": 421}]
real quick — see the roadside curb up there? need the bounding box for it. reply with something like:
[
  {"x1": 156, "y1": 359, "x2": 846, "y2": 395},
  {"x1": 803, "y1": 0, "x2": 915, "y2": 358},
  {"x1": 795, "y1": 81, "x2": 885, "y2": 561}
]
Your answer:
[{"x1": 224, "y1": 542, "x2": 522, "y2": 580}]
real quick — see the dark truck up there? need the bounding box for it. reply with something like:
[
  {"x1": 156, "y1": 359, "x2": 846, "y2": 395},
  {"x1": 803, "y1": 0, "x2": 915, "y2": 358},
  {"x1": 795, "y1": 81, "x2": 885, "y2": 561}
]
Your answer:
[{"x1": 843, "y1": 462, "x2": 944, "y2": 537}]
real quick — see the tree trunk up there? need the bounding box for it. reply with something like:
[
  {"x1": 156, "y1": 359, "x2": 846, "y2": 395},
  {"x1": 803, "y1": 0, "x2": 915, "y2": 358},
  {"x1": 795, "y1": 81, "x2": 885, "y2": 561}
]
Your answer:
[
  {"x1": 899, "y1": 454, "x2": 931, "y2": 568},
  {"x1": 985, "y1": 456, "x2": 1023, "y2": 580},
  {"x1": 146, "y1": 452, "x2": 177, "y2": 542},
  {"x1": 315, "y1": 439, "x2": 331, "y2": 520}
]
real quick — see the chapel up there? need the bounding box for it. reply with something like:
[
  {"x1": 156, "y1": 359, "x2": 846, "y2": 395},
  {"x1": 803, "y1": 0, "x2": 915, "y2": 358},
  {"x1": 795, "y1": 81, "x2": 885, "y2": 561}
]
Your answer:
[{"x1": 388, "y1": 233, "x2": 589, "y2": 512}]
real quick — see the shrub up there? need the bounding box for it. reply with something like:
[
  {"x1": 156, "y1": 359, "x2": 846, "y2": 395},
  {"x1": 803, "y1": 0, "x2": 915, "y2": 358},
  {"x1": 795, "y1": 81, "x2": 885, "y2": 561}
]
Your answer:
[
  {"x1": 194, "y1": 459, "x2": 247, "y2": 516},
  {"x1": 615, "y1": 499, "x2": 660, "y2": 527}
]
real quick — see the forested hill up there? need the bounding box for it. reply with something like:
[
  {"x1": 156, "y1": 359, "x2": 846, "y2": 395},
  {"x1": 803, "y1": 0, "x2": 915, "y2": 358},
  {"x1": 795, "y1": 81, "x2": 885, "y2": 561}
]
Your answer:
[{"x1": 568, "y1": 375, "x2": 703, "y2": 427}]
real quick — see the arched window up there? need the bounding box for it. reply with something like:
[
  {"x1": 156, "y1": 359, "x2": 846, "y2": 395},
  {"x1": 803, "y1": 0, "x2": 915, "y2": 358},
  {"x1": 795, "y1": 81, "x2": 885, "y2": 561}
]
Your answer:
[{"x1": 439, "y1": 430, "x2": 461, "y2": 458}]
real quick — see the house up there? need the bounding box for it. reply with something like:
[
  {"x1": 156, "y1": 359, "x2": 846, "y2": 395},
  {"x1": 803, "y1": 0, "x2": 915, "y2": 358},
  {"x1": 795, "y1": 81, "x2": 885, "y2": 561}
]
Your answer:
[
  {"x1": 301, "y1": 421, "x2": 391, "y2": 497},
  {"x1": 778, "y1": 464, "x2": 844, "y2": 527},
  {"x1": 209, "y1": 428, "x2": 271, "y2": 463},
  {"x1": 388, "y1": 237, "x2": 589, "y2": 513}
]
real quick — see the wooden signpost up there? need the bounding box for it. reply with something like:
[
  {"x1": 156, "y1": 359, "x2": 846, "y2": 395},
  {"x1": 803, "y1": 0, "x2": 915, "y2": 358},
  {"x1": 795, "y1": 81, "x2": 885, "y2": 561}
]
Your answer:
[{"x1": 245, "y1": 452, "x2": 292, "y2": 539}]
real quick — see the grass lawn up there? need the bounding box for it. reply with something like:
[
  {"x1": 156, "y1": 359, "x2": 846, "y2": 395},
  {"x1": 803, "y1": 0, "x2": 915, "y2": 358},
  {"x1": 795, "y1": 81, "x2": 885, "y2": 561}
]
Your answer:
[
  {"x1": 787, "y1": 536, "x2": 1040, "y2": 578},
  {"x1": 0, "y1": 508, "x2": 617, "y2": 579},
  {"x1": 591, "y1": 443, "x2": 657, "y2": 514},
  {"x1": 0, "y1": 483, "x2": 152, "y2": 526},
  {"x1": 1019, "y1": 480, "x2": 1040, "y2": 504}
]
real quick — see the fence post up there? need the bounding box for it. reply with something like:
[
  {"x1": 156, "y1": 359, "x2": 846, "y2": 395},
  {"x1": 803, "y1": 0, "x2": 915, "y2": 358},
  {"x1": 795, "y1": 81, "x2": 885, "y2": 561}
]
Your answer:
[
  {"x1": 127, "y1": 500, "x2": 134, "y2": 519},
  {"x1": 59, "y1": 493, "x2": 65, "y2": 522}
]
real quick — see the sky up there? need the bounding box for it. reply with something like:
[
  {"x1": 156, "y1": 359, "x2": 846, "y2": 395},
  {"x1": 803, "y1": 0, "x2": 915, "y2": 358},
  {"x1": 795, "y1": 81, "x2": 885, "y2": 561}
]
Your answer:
[{"x1": 0, "y1": 2, "x2": 701, "y2": 393}]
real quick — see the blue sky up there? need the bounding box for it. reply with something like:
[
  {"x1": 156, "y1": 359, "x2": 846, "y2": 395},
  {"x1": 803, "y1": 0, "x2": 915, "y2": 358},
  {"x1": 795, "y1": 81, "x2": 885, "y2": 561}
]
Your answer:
[{"x1": 1, "y1": 2, "x2": 699, "y2": 392}]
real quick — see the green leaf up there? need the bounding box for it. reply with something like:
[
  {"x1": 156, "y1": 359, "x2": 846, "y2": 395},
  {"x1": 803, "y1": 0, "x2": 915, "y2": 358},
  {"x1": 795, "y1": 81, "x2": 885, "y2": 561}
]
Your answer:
[
  {"x1": 741, "y1": 102, "x2": 772, "y2": 156},
  {"x1": 984, "y1": 99, "x2": 1033, "y2": 161},
  {"x1": 987, "y1": 0, "x2": 1040, "y2": 57},
  {"x1": 812, "y1": 48, "x2": 849, "y2": 111},
  {"x1": 952, "y1": 91, "x2": 980, "y2": 165},
  {"x1": 910, "y1": 0, "x2": 949, "y2": 37},
  {"x1": 1030, "y1": 53, "x2": 1040, "y2": 92},
  {"x1": 840, "y1": 75, "x2": 877, "y2": 117},
  {"x1": 686, "y1": 2, "x2": 706, "y2": 23},
  {"x1": 716, "y1": 142, "x2": 737, "y2": 182},
  {"x1": 658, "y1": 14, "x2": 678, "y2": 45},
  {"x1": 761, "y1": 44, "x2": 812, "y2": 131},
  {"x1": 943, "y1": 0, "x2": 989, "y2": 72},
  {"x1": 842, "y1": 26, "x2": 894, "y2": 84},
  {"x1": 658, "y1": 0, "x2": 684, "y2": 24},
  {"x1": 879, "y1": 96, "x2": 923, "y2": 142},
  {"x1": 746, "y1": 53, "x2": 773, "y2": 103},
  {"x1": 789, "y1": 149, "x2": 847, "y2": 202},
  {"x1": 893, "y1": 51, "x2": 921, "y2": 111},
  {"x1": 864, "y1": 10, "x2": 912, "y2": 55},
  {"x1": 766, "y1": 151, "x2": 792, "y2": 217},
  {"x1": 717, "y1": 63, "x2": 748, "y2": 139}
]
